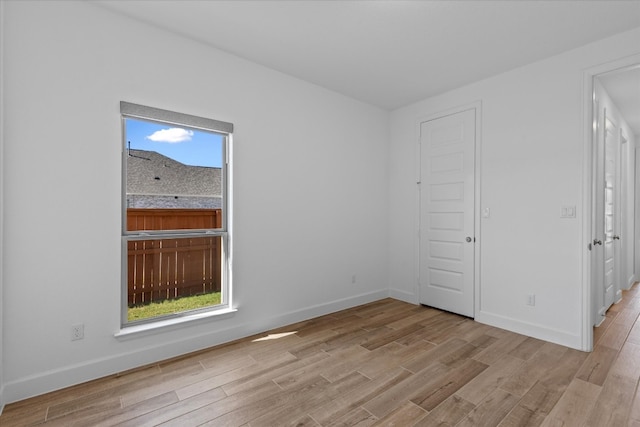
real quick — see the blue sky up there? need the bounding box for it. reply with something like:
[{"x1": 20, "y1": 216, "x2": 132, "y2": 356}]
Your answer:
[{"x1": 125, "y1": 118, "x2": 223, "y2": 168}]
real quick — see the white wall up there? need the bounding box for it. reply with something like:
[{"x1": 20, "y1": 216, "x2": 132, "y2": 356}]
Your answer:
[
  {"x1": 389, "y1": 27, "x2": 640, "y2": 349},
  {"x1": 1, "y1": 1, "x2": 389, "y2": 403}
]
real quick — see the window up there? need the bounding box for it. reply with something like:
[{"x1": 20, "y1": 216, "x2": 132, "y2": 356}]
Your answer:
[{"x1": 121, "y1": 102, "x2": 232, "y2": 327}]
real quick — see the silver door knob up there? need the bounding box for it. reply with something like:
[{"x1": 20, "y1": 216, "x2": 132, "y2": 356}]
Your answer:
[
  {"x1": 593, "y1": 239, "x2": 602, "y2": 245},
  {"x1": 466, "y1": 237, "x2": 472, "y2": 242}
]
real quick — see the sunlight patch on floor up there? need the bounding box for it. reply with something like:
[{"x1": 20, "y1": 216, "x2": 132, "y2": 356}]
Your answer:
[{"x1": 252, "y1": 331, "x2": 298, "y2": 342}]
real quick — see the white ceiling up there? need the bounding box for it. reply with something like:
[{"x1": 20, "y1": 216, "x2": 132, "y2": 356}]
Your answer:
[{"x1": 94, "y1": 0, "x2": 640, "y2": 116}]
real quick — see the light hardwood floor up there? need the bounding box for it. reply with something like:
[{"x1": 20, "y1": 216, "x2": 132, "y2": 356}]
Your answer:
[{"x1": 3, "y1": 284, "x2": 640, "y2": 426}]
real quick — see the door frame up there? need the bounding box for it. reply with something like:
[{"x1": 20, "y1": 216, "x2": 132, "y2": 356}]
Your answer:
[
  {"x1": 582, "y1": 53, "x2": 640, "y2": 352},
  {"x1": 620, "y1": 129, "x2": 635, "y2": 290},
  {"x1": 415, "y1": 101, "x2": 482, "y2": 317}
]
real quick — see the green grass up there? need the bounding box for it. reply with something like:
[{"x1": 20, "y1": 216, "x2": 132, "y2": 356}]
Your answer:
[{"x1": 128, "y1": 292, "x2": 222, "y2": 322}]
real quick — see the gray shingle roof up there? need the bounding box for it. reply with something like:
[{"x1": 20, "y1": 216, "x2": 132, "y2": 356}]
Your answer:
[{"x1": 126, "y1": 149, "x2": 221, "y2": 197}]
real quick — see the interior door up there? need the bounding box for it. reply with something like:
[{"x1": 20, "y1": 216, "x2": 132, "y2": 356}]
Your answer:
[
  {"x1": 603, "y1": 114, "x2": 619, "y2": 309},
  {"x1": 419, "y1": 108, "x2": 475, "y2": 317},
  {"x1": 592, "y1": 98, "x2": 604, "y2": 325}
]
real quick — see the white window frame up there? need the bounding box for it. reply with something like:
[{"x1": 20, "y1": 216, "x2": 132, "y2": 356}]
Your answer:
[{"x1": 119, "y1": 101, "x2": 233, "y2": 331}]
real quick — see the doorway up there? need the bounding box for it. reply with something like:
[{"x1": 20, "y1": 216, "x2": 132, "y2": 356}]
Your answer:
[{"x1": 584, "y1": 59, "x2": 640, "y2": 351}]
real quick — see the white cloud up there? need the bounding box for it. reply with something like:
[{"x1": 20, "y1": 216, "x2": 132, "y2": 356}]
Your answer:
[{"x1": 146, "y1": 128, "x2": 194, "y2": 143}]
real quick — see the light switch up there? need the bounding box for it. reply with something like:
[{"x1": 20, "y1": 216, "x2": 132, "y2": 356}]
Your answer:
[
  {"x1": 482, "y1": 207, "x2": 490, "y2": 218},
  {"x1": 561, "y1": 205, "x2": 576, "y2": 218}
]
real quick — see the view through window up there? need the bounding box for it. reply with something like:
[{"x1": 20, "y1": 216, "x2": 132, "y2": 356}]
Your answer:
[{"x1": 121, "y1": 102, "x2": 232, "y2": 325}]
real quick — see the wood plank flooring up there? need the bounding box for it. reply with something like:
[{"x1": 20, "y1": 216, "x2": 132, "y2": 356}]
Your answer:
[{"x1": 3, "y1": 283, "x2": 640, "y2": 426}]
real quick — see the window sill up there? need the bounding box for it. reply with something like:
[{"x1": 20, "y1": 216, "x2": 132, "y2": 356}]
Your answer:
[{"x1": 114, "y1": 307, "x2": 237, "y2": 340}]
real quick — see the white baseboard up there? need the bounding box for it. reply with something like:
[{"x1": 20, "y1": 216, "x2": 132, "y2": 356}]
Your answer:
[
  {"x1": 388, "y1": 287, "x2": 418, "y2": 304},
  {"x1": 3, "y1": 289, "x2": 388, "y2": 405},
  {"x1": 475, "y1": 310, "x2": 583, "y2": 350}
]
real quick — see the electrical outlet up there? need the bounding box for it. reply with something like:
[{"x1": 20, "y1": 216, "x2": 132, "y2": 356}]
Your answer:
[
  {"x1": 71, "y1": 324, "x2": 84, "y2": 341},
  {"x1": 526, "y1": 294, "x2": 536, "y2": 307},
  {"x1": 351, "y1": 275, "x2": 357, "y2": 284}
]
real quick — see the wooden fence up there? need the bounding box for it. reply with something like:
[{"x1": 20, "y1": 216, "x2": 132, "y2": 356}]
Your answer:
[
  {"x1": 127, "y1": 209, "x2": 222, "y2": 305},
  {"x1": 127, "y1": 208, "x2": 222, "y2": 232}
]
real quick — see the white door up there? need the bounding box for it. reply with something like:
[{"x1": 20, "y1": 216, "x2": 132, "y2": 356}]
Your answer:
[
  {"x1": 419, "y1": 108, "x2": 475, "y2": 317},
  {"x1": 592, "y1": 99, "x2": 604, "y2": 325},
  {"x1": 603, "y1": 114, "x2": 619, "y2": 309}
]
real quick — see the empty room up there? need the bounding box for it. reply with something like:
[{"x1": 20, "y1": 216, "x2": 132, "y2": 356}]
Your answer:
[{"x1": 1, "y1": 1, "x2": 640, "y2": 425}]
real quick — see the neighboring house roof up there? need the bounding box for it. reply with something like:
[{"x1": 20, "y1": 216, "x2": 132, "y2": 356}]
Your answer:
[{"x1": 127, "y1": 149, "x2": 221, "y2": 196}]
